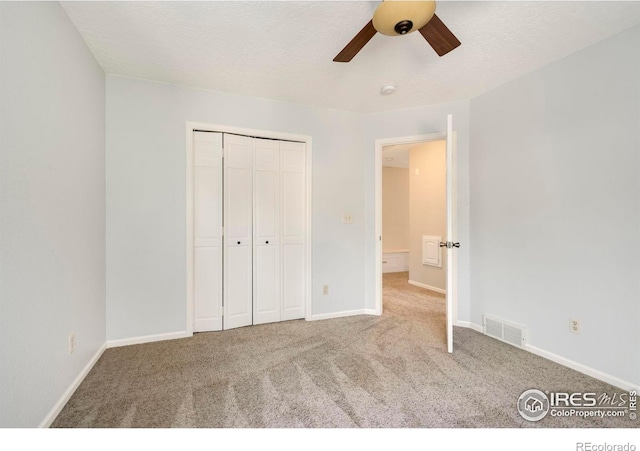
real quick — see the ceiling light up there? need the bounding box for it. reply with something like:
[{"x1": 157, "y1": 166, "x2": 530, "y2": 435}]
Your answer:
[
  {"x1": 381, "y1": 84, "x2": 397, "y2": 95},
  {"x1": 373, "y1": 0, "x2": 436, "y2": 36}
]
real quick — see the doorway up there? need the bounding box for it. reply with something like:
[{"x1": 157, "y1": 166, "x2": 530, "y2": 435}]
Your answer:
[
  {"x1": 374, "y1": 118, "x2": 458, "y2": 352},
  {"x1": 382, "y1": 139, "x2": 447, "y2": 291}
]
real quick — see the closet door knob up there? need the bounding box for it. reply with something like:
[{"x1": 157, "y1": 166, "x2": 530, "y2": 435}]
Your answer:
[
  {"x1": 237, "y1": 241, "x2": 241, "y2": 245},
  {"x1": 266, "y1": 240, "x2": 269, "y2": 244}
]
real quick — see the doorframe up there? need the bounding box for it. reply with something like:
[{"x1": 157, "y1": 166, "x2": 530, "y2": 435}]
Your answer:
[
  {"x1": 185, "y1": 121, "x2": 313, "y2": 335},
  {"x1": 374, "y1": 131, "x2": 457, "y2": 321}
]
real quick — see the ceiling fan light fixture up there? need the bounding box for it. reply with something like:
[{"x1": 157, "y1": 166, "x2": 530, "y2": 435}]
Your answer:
[
  {"x1": 372, "y1": 0, "x2": 436, "y2": 36},
  {"x1": 332, "y1": 0, "x2": 460, "y2": 63}
]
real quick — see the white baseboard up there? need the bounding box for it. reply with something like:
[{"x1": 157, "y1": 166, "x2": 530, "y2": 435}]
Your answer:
[
  {"x1": 307, "y1": 309, "x2": 373, "y2": 321},
  {"x1": 39, "y1": 343, "x2": 106, "y2": 428},
  {"x1": 455, "y1": 322, "x2": 639, "y2": 392},
  {"x1": 106, "y1": 331, "x2": 191, "y2": 348},
  {"x1": 408, "y1": 280, "x2": 446, "y2": 295},
  {"x1": 364, "y1": 308, "x2": 380, "y2": 316},
  {"x1": 455, "y1": 320, "x2": 483, "y2": 333},
  {"x1": 525, "y1": 344, "x2": 640, "y2": 393}
]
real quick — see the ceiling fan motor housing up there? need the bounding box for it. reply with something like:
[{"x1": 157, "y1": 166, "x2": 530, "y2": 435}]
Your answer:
[
  {"x1": 394, "y1": 20, "x2": 413, "y2": 35},
  {"x1": 373, "y1": 0, "x2": 436, "y2": 36}
]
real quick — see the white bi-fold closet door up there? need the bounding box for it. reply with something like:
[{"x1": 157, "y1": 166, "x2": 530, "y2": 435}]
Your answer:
[{"x1": 193, "y1": 131, "x2": 306, "y2": 332}]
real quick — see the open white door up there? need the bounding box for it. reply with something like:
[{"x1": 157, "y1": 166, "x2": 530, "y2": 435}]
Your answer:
[{"x1": 445, "y1": 114, "x2": 457, "y2": 353}]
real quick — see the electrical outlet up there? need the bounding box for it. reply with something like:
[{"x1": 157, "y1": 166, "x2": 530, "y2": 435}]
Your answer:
[
  {"x1": 342, "y1": 214, "x2": 353, "y2": 224},
  {"x1": 570, "y1": 319, "x2": 581, "y2": 334},
  {"x1": 323, "y1": 285, "x2": 329, "y2": 295},
  {"x1": 68, "y1": 332, "x2": 76, "y2": 355}
]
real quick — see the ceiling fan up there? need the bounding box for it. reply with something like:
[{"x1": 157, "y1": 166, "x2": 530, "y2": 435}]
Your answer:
[{"x1": 333, "y1": 0, "x2": 461, "y2": 62}]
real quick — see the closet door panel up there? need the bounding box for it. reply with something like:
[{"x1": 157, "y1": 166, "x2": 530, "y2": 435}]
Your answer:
[
  {"x1": 194, "y1": 132, "x2": 222, "y2": 167},
  {"x1": 225, "y1": 243, "x2": 252, "y2": 324},
  {"x1": 282, "y1": 244, "x2": 305, "y2": 320},
  {"x1": 194, "y1": 166, "x2": 222, "y2": 247},
  {"x1": 254, "y1": 142, "x2": 279, "y2": 170},
  {"x1": 254, "y1": 244, "x2": 279, "y2": 323},
  {"x1": 226, "y1": 166, "x2": 252, "y2": 238},
  {"x1": 225, "y1": 134, "x2": 253, "y2": 165},
  {"x1": 281, "y1": 143, "x2": 305, "y2": 171},
  {"x1": 193, "y1": 132, "x2": 223, "y2": 332},
  {"x1": 253, "y1": 139, "x2": 281, "y2": 325},
  {"x1": 224, "y1": 134, "x2": 253, "y2": 330},
  {"x1": 281, "y1": 171, "x2": 305, "y2": 240},
  {"x1": 194, "y1": 247, "x2": 222, "y2": 331},
  {"x1": 280, "y1": 142, "x2": 306, "y2": 321},
  {"x1": 255, "y1": 169, "x2": 278, "y2": 238}
]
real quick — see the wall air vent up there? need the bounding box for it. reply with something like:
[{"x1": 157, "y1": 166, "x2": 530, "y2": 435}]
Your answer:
[{"x1": 483, "y1": 314, "x2": 527, "y2": 349}]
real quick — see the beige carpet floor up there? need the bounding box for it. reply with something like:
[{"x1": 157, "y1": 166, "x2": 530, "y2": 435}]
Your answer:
[{"x1": 52, "y1": 272, "x2": 637, "y2": 428}]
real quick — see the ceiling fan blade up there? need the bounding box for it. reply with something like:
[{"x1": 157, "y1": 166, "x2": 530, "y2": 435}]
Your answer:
[
  {"x1": 418, "y1": 14, "x2": 461, "y2": 57},
  {"x1": 333, "y1": 20, "x2": 377, "y2": 62}
]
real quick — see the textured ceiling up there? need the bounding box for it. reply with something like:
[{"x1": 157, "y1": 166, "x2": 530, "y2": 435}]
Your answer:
[{"x1": 61, "y1": 1, "x2": 640, "y2": 113}]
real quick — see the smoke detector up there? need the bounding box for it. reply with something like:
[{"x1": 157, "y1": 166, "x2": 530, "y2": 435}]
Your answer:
[{"x1": 380, "y1": 84, "x2": 397, "y2": 95}]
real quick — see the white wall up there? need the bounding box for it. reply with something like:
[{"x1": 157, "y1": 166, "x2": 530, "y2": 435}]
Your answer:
[
  {"x1": 382, "y1": 167, "x2": 410, "y2": 251},
  {"x1": 364, "y1": 100, "x2": 471, "y2": 322},
  {"x1": 106, "y1": 77, "x2": 474, "y2": 339},
  {"x1": 106, "y1": 75, "x2": 366, "y2": 340},
  {"x1": 470, "y1": 25, "x2": 640, "y2": 386},
  {"x1": 0, "y1": 2, "x2": 106, "y2": 427},
  {"x1": 409, "y1": 141, "x2": 446, "y2": 290}
]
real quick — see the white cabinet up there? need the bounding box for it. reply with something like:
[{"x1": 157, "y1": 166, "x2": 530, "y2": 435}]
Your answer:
[
  {"x1": 192, "y1": 132, "x2": 306, "y2": 332},
  {"x1": 421, "y1": 235, "x2": 442, "y2": 268},
  {"x1": 382, "y1": 249, "x2": 409, "y2": 273}
]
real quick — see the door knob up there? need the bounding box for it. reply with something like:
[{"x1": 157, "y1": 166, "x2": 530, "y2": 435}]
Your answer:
[
  {"x1": 453, "y1": 242, "x2": 460, "y2": 248},
  {"x1": 439, "y1": 242, "x2": 448, "y2": 248},
  {"x1": 237, "y1": 241, "x2": 241, "y2": 245},
  {"x1": 266, "y1": 240, "x2": 269, "y2": 244}
]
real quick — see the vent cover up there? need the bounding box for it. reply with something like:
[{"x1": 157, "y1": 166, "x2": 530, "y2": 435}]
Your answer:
[{"x1": 483, "y1": 314, "x2": 527, "y2": 348}]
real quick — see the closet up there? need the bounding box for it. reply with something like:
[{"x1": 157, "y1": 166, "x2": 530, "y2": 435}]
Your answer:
[{"x1": 192, "y1": 131, "x2": 306, "y2": 332}]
